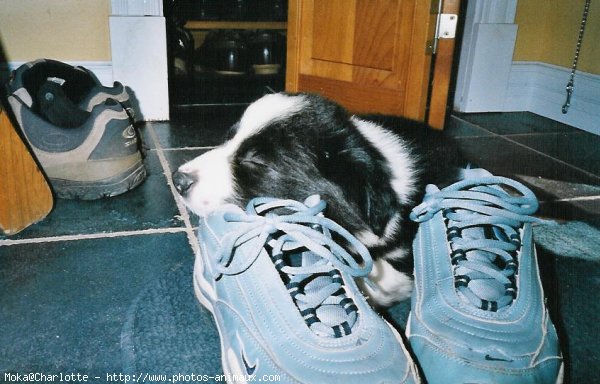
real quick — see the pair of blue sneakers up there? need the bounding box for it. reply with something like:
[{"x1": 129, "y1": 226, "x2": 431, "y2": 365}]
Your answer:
[{"x1": 194, "y1": 169, "x2": 563, "y2": 383}]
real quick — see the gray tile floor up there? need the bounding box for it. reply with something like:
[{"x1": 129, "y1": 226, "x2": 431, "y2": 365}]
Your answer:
[
  {"x1": 448, "y1": 112, "x2": 600, "y2": 223},
  {"x1": 1, "y1": 109, "x2": 599, "y2": 383}
]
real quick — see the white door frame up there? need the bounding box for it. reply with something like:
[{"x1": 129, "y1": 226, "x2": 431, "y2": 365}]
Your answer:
[
  {"x1": 453, "y1": 0, "x2": 518, "y2": 113},
  {"x1": 109, "y1": 0, "x2": 169, "y2": 121}
]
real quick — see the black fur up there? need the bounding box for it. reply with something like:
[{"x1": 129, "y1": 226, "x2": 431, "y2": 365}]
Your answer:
[
  {"x1": 225, "y1": 93, "x2": 465, "y2": 271},
  {"x1": 231, "y1": 95, "x2": 403, "y2": 237},
  {"x1": 174, "y1": 92, "x2": 466, "y2": 289}
]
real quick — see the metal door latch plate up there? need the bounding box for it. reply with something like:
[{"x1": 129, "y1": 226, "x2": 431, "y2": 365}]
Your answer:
[{"x1": 438, "y1": 14, "x2": 458, "y2": 39}]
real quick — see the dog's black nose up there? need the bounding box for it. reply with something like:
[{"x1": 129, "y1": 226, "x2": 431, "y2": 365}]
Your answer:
[{"x1": 172, "y1": 170, "x2": 196, "y2": 195}]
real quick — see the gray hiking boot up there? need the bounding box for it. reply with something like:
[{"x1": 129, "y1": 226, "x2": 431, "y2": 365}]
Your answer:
[{"x1": 7, "y1": 93, "x2": 146, "y2": 200}]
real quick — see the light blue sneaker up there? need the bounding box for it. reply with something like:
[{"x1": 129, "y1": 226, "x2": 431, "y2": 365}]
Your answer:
[
  {"x1": 195, "y1": 195, "x2": 421, "y2": 383},
  {"x1": 407, "y1": 168, "x2": 563, "y2": 384}
]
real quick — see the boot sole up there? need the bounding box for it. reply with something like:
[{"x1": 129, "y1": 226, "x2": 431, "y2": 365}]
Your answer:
[{"x1": 50, "y1": 160, "x2": 146, "y2": 200}]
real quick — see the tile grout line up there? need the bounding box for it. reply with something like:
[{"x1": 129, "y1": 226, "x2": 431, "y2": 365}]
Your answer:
[
  {"x1": 0, "y1": 125, "x2": 206, "y2": 248},
  {"x1": 3, "y1": 117, "x2": 593, "y2": 247},
  {"x1": 453, "y1": 117, "x2": 587, "y2": 139},
  {"x1": 145, "y1": 122, "x2": 202, "y2": 259},
  {"x1": 0, "y1": 227, "x2": 189, "y2": 247},
  {"x1": 496, "y1": 131, "x2": 589, "y2": 139},
  {"x1": 450, "y1": 115, "x2": 586, "y2": 138},
  {"x1": 448, "y1": 115, "x2": 495, "y2": 138},
  {"x1": 451, "y1": 115, "x2": 600, "y2": 182}
]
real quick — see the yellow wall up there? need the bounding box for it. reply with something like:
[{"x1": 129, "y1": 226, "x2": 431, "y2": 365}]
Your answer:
[
  {"x1": 513, "y1": 0, "x2": 600, "y2": 74},
  {"x1": 0, "y1": 0, "x2": 111, "y2": 62}
]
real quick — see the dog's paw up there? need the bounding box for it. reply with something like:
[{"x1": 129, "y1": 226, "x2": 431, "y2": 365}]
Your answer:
[{"x1": 358, "y1": 258, "x2": 413, "y2": 308}]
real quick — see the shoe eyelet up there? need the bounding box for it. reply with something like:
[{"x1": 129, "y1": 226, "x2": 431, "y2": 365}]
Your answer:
[
  {"x1": 505, "y1": 284, "x2": 517, "y2": 299},
  {"x1": 122, "y1": 125, "x2": 136, "y2": 139},
  {"x1": 328, "y1": 269, "x2": 343, "y2": 285},
  {"x1": 510, "y1": 234, "x2": 521, "y2": 247},
  {"x1": 447, "y1": 226, "x2": 461, "y2": 241},
  {"x1": 454, "y1": 274, "x2": 470, "y2": 288},
  {"x1": 451, "y1": 249, "x2": 467, "y2": 265},
  {"x1": 480, "y1": 299, "x2": 498, "y2": 312},
  {"x1": 506, "y1": 259, "x2": 518, "y2": 272}
]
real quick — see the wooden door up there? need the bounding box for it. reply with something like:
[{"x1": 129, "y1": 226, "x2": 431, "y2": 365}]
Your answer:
[{"x1": 286, "y1": 0, "x2": 459, "y2": 129}]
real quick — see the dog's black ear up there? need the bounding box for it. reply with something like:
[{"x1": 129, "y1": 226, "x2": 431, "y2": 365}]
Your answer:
[
  {"x1": 362, "y1": 169, "x2": 401, "y2": 236},
  {"x1": 318, "y1": 123, "x2": 401, "y2": 237}
]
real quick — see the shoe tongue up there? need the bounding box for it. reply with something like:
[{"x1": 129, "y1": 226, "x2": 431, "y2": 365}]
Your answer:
[
  {"x1": 301, "y1": 251, "x2": 319, "y2": 266},
  {"x1": 450, "y1": 210, "x2": 508, "y2": 304},
  {"x1": 461, "y1": 167, "x2": 494, "y2": 179},
  {"x1": 450, "y1": 210, "x2": 488, "y2": 245},
  {"x1": 300, "y1": 253, "x2": 349, "y2": 328},
  {"x1": 280, "y1": 250, "x2": 357, "y2": 336},
  {"x1": 315, "y1": 302, "x2": 350, "y2": 328}
]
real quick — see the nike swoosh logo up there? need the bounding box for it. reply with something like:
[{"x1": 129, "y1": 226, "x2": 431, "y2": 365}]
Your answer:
[
  {"x1": 485, "y1": 354, "x2": 514, "y2": 362},
  {"x1": 241, "y1": 349, "x2": 257, "y2": 375}
]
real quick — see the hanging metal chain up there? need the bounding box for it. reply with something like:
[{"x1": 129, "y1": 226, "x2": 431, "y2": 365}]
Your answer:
[{"x1": 562, "y1": 0, "x2": 592, "y2": 114}]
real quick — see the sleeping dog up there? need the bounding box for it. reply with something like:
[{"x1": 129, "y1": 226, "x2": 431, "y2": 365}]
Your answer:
[{"x1": 173, "y1": 92, "x2": 465, "y2": 307}]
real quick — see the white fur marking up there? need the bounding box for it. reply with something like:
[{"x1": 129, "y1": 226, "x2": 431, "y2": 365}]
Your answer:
[
  {"x1": 232, "y1": 93, "x2": 308, "y2": 149},
  {"x1": 383, "y1": 213, "x2": 401, "y2": 240},
  {"x1": 178, "y1": 146, "x2": 236, "y2": 216},
  {"x1": 351, "y1": 117, "x2": 417, "y2": 204},
  {"x1": 361, "y1": 258, "x2": 413, "y2": 307},
  {"x1": 178, "y1": 93, "x2": 308, "y2": 216},
  {"x1": 383, "y1": 246, "x2": 409, "y2": 261},
  {"x1": 356, "y1": 230, "x2": 384, "y2": 247}
]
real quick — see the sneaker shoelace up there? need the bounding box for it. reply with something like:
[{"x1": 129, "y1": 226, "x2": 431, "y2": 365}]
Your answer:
[
  {"x1": 409, "y1": 175, "x2": 551, "y2": 312},
  {"x1": 215, "y1": 196, "x2": 373, "y2": 338}
]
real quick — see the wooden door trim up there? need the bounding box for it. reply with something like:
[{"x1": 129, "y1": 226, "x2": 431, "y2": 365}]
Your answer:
[
  {"x1": 285, "y1": 0, "x2": 302, "y2": 92},
  {"x1": 427, "y1": 0, "x2": 461, "y2": 129},
  {"x1": 403, "y1": 0, "x2": 436, "y2": 121}
]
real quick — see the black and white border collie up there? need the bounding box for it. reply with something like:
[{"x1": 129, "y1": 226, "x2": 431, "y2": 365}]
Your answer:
[{"x1": 173, "y1": 92, "x2": 464, "y2": 307}]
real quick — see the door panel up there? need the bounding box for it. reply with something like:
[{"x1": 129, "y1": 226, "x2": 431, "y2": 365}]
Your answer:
[
  {"x1": 286, "y1": 0, "x2": 458, "y2": 128},
  {"x1": 312, "y1": 1, "x2": 396, "y2": 70}
]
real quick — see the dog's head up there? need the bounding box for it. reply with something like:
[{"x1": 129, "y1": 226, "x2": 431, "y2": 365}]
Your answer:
[{"x1": 173, "y1": 93, "x2": 418, "y2": 245}]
